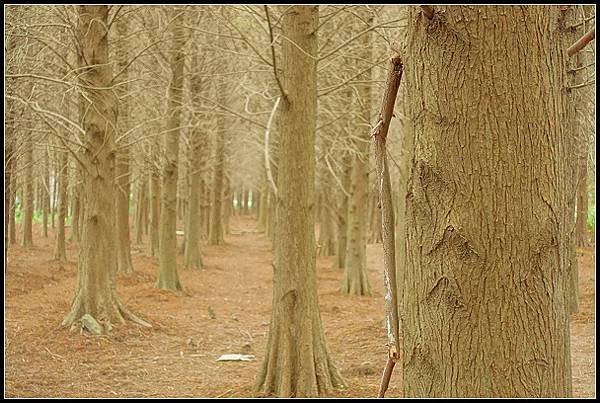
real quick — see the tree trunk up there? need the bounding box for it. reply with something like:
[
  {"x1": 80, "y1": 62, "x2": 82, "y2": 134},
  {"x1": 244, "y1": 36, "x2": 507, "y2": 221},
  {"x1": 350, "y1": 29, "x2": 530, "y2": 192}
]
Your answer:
[
  {"x1": 42, "y1": 150, "x2": 50, "y2": 237},
  {"x1": 402, "y1": 5, "x2": 573, "y2": 397},
  {"x1": 317, "y1": 191, "x2": 336, "y2": 257},
  {"x1": 256, "y1": 6, "x2": 343, "y2": 397},
  {"x1": 148, "y1": 170, "x2": 160, "y2": 257},
  {"x1": 5, "y1": 132, "x2": 15, "y2": 264},
  {"x1": 134, "y1": 176, "x2": 147, "y2": 244},
  {"x1": 184, "y1": 59, "x2": 205, "y2": 270},
  {"x1": 10, "y1": 161, "x2": 18, "y2": 244},
  {"x1": 63, "y1": 5, "x2": 147, "y2": 330},
  {"x1": 334, "y1": 153, "x2": 351, "y2": 268},
  {"x1": 53, "y1": 151, "x2": 68, "y2": 261},
  {"x1": 114, "y1": 17, "x2": 133, "y2": 274},
  {"x1": 208, "y1": 104, "x2": 226, "y2": 245},
  {"x1": 341, "y1": 13, "x2": 373, "y2": 295},
  {"x1": 156, "y1": 8, "x2": 184, "y2": 290},
  {"x1": 22, "y1": 139, "x2": 34, "y2": 247},
  {"x1": 575, "y1": 157, "x2": 588, "y2": 247}
]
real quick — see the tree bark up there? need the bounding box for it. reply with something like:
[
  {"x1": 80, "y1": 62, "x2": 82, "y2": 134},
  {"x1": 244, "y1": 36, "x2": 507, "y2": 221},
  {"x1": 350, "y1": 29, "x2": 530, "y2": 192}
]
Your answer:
[
  {"x1": 402, "y1": 5, "x2": 573, "y2": 397},
  {"x1": 63, "y1": 5, "x2": 147, "y2": 330},
  {"x1": 157, "y1": 7, "x2": 185, "y2": 290},
  {"x1": 256, "y1": 6, "x2": 343, "y2": 397}
]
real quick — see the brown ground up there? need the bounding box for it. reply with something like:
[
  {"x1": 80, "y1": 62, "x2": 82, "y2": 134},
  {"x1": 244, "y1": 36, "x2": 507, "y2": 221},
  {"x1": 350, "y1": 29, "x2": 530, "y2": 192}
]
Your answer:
[{"x1": 4, "y1": 216, "x2": 596, "y2": 398}]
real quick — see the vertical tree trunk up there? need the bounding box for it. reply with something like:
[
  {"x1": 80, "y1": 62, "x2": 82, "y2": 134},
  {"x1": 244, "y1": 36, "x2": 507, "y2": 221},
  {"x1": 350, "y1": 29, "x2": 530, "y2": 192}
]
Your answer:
[
  {"x1": 256, "y1": 6, "x2": 343, "y2": 397},
  {"x1": 148, "y1": 170, "x2": 160, "y2": 257},
  {"x1": 22, "y1": 140, "x2": 34, "y2": 247},
  {"x1": 317, "y1": 190, "x2": 336, "y2": 257},
  {"x1": 342, "y1": 13, "x2": 373, "y2": 295},
  {"x1": 156, "y1": 8, "x2": 184, "y2": 290},
  {"x1": 115, "y1": 16, "x2": 133, "y2": 274},
  {"x1": 5, "y1": 132, "x2": 15, "y2": 264},
  {"x1": 53, "y1": 151, "x2": 68, "y2": 261},
  {"x1": 334, "y1": 153, "x2": 351, "y2": 268},
  {"x1": 184, "y1": 58, "x2": 205, "y2": 270},
  {"x1": 575, "y1": 158, "x2": 588, "y2": 247},
  {"x1": 42, "y1": 149, "x2": 50, "y2": 237},
  {"x1": 63, "y1": 5, "x2": 146, "y2": 330},
  {"x1": 402, "y1": 5, "x2": 573, "y2": 397},
  {"x1": 208, "y1": 101, "x2": 226, "y2": 245},
  {"x1": 134, "y1": 176, "x2": 147, "y2": 244},
  {"x1": 10, "y1": 157, "x2": 18, "y2": 245}
]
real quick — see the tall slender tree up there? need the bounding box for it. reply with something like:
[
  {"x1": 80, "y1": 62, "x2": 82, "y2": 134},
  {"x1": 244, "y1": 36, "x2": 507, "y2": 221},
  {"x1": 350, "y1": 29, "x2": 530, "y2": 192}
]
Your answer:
[
  {"x1": 156, "y1": 7, "x2": 185, "y2": 290},
  {"x1": 257, "y1": 6, "x2": 343, "y2": 397}
]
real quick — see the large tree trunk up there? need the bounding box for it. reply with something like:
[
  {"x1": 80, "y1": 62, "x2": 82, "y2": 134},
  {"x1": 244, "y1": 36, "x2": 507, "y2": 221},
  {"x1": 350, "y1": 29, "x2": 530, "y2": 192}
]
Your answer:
[
  {"x1": 63, "y1": 5, "x2": 146, "y2": 330},
  {"x1": 256, "y1": 6, "x2": 343, "y2": 397},
  {"x1": 156, "y1": 8, "x2": 184, "y2": 290},
  {"x1": 341, "y1": 13, "x2": 373, "y2": 295},
  {"x1": 53, "y1": 151, "x2": 68, "y2": 261},
  {"x1": 402, "y1": 6, "x2": 573, "y2": 397}
]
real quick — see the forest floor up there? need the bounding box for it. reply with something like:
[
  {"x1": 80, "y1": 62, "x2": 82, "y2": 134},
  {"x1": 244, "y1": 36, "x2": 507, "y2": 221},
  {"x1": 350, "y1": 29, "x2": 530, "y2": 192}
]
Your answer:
[{"x1": 4, "y1": 216, "x2": 596, "y2": 398}]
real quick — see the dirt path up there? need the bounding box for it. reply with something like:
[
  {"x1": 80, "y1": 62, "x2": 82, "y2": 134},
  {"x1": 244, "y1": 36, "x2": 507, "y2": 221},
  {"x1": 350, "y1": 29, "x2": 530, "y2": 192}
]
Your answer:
[{"x1": 4, "y1": 216, "x2": 595, "y2": 397}]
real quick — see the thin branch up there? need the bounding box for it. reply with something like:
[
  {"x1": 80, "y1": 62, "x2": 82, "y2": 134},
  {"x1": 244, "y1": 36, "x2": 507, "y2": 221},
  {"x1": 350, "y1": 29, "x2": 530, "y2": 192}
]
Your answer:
[
  {"x1": 264, "y1": 5, "x2": 287, "y2": 99},
  {"x1": 567, "y1": 27, "x2": 595, "y2": 56},
  {"x1": 264, "y1": 97, "x2": 280, "y2": 196},
  {"x1": 318, "y1": 19, "x2": 404, "y2": 62}
]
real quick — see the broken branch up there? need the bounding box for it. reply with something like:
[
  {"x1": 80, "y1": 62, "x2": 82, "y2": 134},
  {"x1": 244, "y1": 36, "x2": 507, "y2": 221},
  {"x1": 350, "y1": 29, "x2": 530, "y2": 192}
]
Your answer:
[
  {"x1": 567, "y1": 27, "x2": 595, "y2": 56},
  {"x1": 373, "y1": 56, "x2": 403, "y2": 397}
]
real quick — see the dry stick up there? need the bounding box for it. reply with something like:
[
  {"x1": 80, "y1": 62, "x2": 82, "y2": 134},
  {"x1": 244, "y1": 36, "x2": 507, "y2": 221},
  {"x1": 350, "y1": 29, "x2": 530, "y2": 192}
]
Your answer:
[
  {"x1": 264, "y1": 96, "x2": 280, "y2": 197},
  {"x1": 421, "y1": 5, "x2": 435, "y2": 20},
  {"x1": 567, "y1": 27, "x2": 595, "y2": 56},
  {"x1": 373, "y1": 56, "x2": 403, "y2": 398}
]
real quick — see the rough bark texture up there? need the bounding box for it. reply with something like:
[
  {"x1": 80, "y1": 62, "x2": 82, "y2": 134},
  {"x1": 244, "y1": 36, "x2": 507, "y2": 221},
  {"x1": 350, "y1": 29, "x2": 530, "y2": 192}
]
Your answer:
[
  {"x1": 63, "y1": 5, "x2": 146, "y2": 330},
  {"x1": 256, "y1": 6, "x2": 343, "y2": 397},
  {"x1": 341, "y1": 14, "x2": 373, "y2": 296},
  {"x1": 157, "y1": 8, "x2": 184, "y2": 290},
  {"x1": 402, "y1": 6, "x2": 573, "y2": 397}
]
